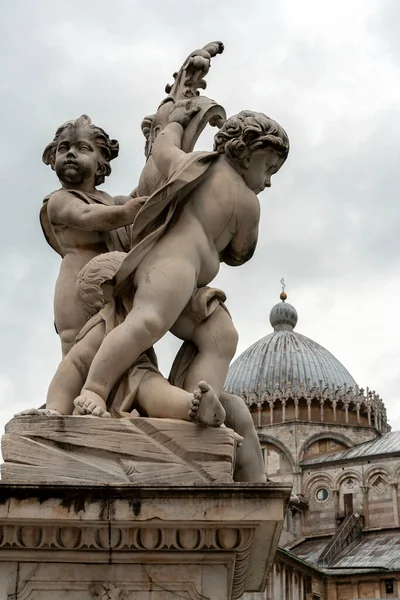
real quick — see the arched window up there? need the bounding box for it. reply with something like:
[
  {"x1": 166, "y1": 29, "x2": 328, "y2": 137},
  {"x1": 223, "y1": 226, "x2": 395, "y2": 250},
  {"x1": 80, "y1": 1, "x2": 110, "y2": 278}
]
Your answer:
[
  {"x1": 260, "y1": 443, "x2": 292, "y2": 475},
  {"x1": 303, "y1": 438, "x2": 348, "y2": 461}
]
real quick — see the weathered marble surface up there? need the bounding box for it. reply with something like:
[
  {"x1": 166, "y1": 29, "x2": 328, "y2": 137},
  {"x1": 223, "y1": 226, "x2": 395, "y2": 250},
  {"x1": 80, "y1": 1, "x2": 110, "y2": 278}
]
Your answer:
[
  {"x1": 0, "y1": 483, "x2": 291, "y2": 599},
  {"x1": 1, "y1": 416, "x2": 236, "y2": 484},
  {"x1": 36, "y1": 41, "x2": 289, "y2": 443}
]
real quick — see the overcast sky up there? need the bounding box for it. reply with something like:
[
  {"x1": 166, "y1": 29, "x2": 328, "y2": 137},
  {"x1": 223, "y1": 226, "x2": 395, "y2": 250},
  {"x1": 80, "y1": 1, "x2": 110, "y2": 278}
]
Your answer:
[{"x1": 1, "y1": 0, "x2": 400, "y2": 434}]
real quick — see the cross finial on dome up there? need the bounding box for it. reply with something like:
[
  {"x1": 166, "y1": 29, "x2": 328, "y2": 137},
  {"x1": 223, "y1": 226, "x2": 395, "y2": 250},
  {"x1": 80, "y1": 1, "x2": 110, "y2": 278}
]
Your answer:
[
  {"x1": 280, "y1": 278, "x2": 287, "y2": 302},
  {"x1": 270, "y1": 281, "x2": 297, "y2": 330}
]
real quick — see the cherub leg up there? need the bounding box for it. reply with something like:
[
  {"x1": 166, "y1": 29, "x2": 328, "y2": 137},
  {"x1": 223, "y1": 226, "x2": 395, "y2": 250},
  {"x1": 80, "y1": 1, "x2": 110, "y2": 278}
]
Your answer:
[
  {"x1": 136, "y1": 373, "x2": 225, "y2": 427},
  {"x1": 54, "y1": 275, "x2": 90, "y2": 357},
  {"x1": 171, "y1": 305, "x2": 238, "y2": 400},
  {"x1": 46, "y1": 322, "x2": 106, "y2": 415},
  {"x1": 81, "y1": 258, "x2": 197, "y2": 407},
  {"x1": 219, "y1": 391, "x2": 266, "y2": 482}
]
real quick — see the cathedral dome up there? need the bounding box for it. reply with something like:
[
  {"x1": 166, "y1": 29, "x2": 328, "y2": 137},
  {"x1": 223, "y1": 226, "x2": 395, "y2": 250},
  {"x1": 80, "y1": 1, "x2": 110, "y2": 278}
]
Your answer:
[
  {"x1": 225, "y1": 295, "x2": 357, "y2": 395},
  {"x1": 225, "y1": 292, "x2": 388, "y2": 433}
]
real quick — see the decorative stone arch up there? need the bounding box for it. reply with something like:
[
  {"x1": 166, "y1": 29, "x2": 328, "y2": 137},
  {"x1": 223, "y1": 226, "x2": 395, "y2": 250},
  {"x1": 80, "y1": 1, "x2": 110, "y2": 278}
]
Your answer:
[
  {"x1": 335, "y1": 469, "x2": 362, "y2": 489},
  {"x1": 392, "y1": 463, "x2": 400, "y2": 482},
  {"x1": 257, "y1": 433, "x2": 295, "y2": 468},
  {"x1": 298, "y1": 431, "x2": 354, "y2": 463},
  {"x1": 303, "y1": 472, "x2": 335, "y2": 496},
  {"x1": 364, "y1": 464, "x2": 392, "y2": 487}
]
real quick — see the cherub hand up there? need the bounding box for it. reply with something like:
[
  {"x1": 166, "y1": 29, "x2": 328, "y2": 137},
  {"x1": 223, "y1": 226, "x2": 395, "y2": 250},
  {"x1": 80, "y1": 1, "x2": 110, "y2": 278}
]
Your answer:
[{"x1": 169, "y1": 100, "x2": 200, "y2": 127}]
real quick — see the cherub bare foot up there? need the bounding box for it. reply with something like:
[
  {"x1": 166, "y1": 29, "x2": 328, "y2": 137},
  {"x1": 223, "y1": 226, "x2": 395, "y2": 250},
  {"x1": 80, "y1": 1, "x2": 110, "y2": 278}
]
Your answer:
[
  {"x1": 73, "y1": 391, "x2": 110, "y2": 418},
  {"x1": 189, "y1": 380, "x2": 226, "y2": 427},
  {"x1": 15, "y1": 408, "x2": 62, "y2": 417}
]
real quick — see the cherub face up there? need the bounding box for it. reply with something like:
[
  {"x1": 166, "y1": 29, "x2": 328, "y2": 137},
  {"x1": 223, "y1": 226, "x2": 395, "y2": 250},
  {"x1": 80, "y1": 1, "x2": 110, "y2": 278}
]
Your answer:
[
  {"x1": 54, "y1": 127, "x2": 100, "y2": 186},
  {"x1": 242, "y1": 147, "x2": 284, "y2": 195}
]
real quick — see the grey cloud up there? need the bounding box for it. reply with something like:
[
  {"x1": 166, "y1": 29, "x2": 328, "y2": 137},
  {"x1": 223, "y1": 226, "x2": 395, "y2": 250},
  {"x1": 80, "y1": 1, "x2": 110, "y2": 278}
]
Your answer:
[{"x1": 1, "y1": 0, "x2": 400, "y2": 433}]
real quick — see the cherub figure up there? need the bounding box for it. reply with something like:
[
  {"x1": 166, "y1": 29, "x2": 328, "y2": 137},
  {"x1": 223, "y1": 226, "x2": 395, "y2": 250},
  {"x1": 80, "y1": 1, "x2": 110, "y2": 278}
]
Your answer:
[
  {"x1": 41, "y1": 115, "x2": 146, "y2": 356},
  {"x1": 41, "y1": 252, "x2": 226, "y2": 428},
  {"x1": 31, "y1": 251, "x2": 264, "y2": 482},
  {"x1": 75, "y1": 105, "x2": 289, "y2": 414}
]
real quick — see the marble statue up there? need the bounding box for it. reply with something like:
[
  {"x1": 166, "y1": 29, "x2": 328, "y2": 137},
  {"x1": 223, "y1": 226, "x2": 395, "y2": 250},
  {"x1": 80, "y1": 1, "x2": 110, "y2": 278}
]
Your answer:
[
  {"x1": 41, "y1": 115, "x2": 146, "y2": 357},
  {"x1": 73, "y1": 104, "x2": 289, "y2": 421},
  {"x1": 15, "y1": 41, "x2": 290, "y2": 483}
]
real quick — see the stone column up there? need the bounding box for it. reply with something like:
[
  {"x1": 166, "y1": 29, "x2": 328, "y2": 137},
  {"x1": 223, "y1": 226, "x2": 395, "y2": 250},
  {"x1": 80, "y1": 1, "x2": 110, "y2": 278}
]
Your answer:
[
  {"x1": 267, "y1": 566, "x2": 275, "y2": 600},
  {"x1": 326, "y1": 579, "x2": 337, "y2": 600},
  {"x1": 332, "y1": 400, "x2": 337, "y2": 423},
  {"x1": 320, "y1": 399, "x2": 324, "y2": 422},
  {"x1": 361, "y1": 486, "x2": 370, "y2": 528},
  {"x1": 274, "y1": 564, "x2": 282, "y2": 598},
  {"x1": 282, "y1": 399, "x2": 286, "y2": 423},
  {"x1": 294, "y1": 398, "x2": 299, "y2": 421},
  {"x1": 332, "y1": 488, "x2": 340, "y2": 519},
  {"x1": 257, "y1": 401, "x2": 262, "y2": 427},
  {"x1": 269, "y1": 400, "x2": 274, "y2": 424},
  {"x1": 391, "y1": 482, "x2": 399, "y2": 527},
  {"x1": 286, "y1": 567, "x2": 293, "y2": 600},
  {"x1": 344, "y1": 401, "x2": 349, "y2": 424},
  {"x1": 281, "y1": 564, "x2": 286, "y2": 600},
  {"x1": 307, "y1": 398, "x2": 312, "y2": 422}
]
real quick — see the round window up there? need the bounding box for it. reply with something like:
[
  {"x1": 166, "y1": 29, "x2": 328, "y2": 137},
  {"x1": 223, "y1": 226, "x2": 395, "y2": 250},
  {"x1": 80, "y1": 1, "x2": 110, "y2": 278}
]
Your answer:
[{"x1": 316, "y1": 488, "x2": 329, "y2": 502}]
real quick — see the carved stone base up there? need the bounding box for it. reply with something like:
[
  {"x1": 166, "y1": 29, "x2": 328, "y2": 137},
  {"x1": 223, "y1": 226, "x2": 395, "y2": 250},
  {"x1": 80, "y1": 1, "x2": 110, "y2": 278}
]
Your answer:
[
  {"x1": 1, "y1": 416, "x2": 236, "y2": 484},
  {"x1": 0, "y1": 483, "x2": 291, "y2": 599}
]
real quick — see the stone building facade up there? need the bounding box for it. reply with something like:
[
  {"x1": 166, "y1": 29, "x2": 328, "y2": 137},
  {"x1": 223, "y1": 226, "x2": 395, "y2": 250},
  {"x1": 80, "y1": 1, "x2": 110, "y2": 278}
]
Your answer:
[{"x1": 226, "y1": 294, "x2": 400, "y2": 600}]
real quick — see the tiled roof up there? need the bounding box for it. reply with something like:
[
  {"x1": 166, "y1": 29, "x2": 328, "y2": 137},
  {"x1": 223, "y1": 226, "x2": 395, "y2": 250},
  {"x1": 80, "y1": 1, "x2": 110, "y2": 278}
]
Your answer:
[
  {"x1": 331, "y1": 530, "x2": 400, "y2": 570},
  {"x1": 302, "y1": 431, "x2": 400, "y2": 465},
  {"x1": 286, "y1": 537, "x2": 329, "y2": 565},
  {"x1": 288, "y1": 530, "x2": 400, "y2": 574}
]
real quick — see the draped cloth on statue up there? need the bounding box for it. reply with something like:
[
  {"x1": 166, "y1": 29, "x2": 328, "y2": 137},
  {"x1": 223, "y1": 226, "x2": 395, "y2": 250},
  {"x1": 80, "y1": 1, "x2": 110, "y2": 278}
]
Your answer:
[
  {"x1": 169, "y1": 287, "x2": 230, "y2": 389},
  {"x1": 40, "y1": 189, "x2": 131, "y2": 255},
  {"x1": 115, "y1": 150, "x2": 218, "y2": 287},
  {"x1": 75, "y1": 299, "x2": 159, "y2": 419},
  {"x1": 75, "y1": 287, "x2": 229, "y2": 417}
]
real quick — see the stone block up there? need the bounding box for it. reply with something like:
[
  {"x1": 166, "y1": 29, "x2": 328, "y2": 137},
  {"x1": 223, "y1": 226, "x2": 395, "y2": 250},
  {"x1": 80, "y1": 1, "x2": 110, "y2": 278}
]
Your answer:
[
  {"x1": 0, "y1": 483, "x2": 291, "y2": 599},
  {"x1": 1, "y1": 416, "x2": 235, "y2": 485}
]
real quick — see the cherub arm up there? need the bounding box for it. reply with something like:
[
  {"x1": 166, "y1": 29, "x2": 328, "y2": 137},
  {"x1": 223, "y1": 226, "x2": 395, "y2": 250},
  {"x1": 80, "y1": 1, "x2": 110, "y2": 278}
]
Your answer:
[
  {"x1": 113, "y1": 194, "x2": 132, "y2": 205},
  {"x1": 47, "y1": 191, "x2": 144, "y2": 231},
  {"x1": 151, "y1": 102, "x2": 200, "y2": 179},
  {"x1": 151, "y1": 122, "x2": 186, "y2": 179},
  {"x1": 220, "y1": 194, "x2": 260, "y2": 267}
]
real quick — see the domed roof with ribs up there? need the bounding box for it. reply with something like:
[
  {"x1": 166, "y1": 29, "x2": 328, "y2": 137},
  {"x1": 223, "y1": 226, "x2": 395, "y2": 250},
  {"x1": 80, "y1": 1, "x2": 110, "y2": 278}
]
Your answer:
[{"x1": 225, "y1": 297, "x2": 357, "y2": 396}]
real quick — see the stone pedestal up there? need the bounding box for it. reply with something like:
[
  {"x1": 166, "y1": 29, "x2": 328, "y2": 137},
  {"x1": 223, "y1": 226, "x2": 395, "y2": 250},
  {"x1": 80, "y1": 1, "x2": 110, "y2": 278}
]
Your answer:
[
  {"x1": 1, "y1": 416, "x2": 237, "y2": 484},
  {"x1": 0, "y1": 483, "x2": 290, "y2": 599},
  {"x1": 0, "y1": 417, "x2": 291, "y2": 598}
]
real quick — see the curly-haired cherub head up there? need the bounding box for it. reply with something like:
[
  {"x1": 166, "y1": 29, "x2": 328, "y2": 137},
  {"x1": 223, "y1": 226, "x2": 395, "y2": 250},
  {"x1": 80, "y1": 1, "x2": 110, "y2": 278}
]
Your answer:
[
  {"x1": 43, "y1": 115, "x2": 119, "y2": 187},
  {"x1": 214, "y1": 111, "x2": 289, "y2": 161},
  {"x1": 213, "y1": 111, "x2": 289, "y2": 193},
  {"x1": 76, "y1": 251, "x2": 127, "y2": 318}
]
